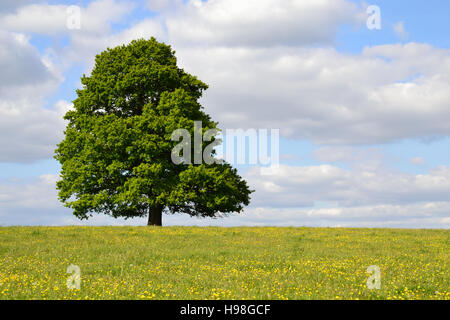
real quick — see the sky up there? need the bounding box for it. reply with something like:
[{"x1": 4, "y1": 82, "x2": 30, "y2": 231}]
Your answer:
[{"x1": 1, "y1": 0, "x2": 450, "y2": 228}]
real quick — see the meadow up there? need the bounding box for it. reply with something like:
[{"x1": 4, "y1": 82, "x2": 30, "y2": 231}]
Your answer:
[{"x1": 0, "y1": 226, "x2": 448, "y2": 300}]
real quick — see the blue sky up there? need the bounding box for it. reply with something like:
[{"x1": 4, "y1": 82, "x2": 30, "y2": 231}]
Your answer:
[
  {"x1": 1, "y1": 0, "x2": 450, "y2": 228},
  {"x1": 339, "y1": 0, "x2": 450, "y2": 51}
]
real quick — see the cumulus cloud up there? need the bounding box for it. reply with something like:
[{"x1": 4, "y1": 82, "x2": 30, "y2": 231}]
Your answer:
[
  {"x1": 175, "y1": 43, "x2": 450, "y2": 144},
  {"x1": 230, "y1": 204, "x2": 450, "y2": 228},
  {"x1": 0, "y1": 1, "x2": 138, "y2": 163},
  {"x1": 244, "y1": 164, "x2": 450, "y2": 208},
  {"x1": 0, "y1": 1, "x2": 41, "y2": 13},
  {"x1": 0, "y1": 175, "x2": 60, "y2": 210},
  {"x1": 0, "y1": 31, "x2": 71, "y2": 163},
  {"x1": 0, "y1": 0, "x2": 133, "y2": 35},
  {"x1": 0, "y1": 31, "x2": 55, "y2": 89},
  {"x1": 4, "y1": 1, "x2": 450, "y2": 148},
  {"x1": 146, "y1": 0, "x2": 182, "y2": 12},
  {"x1": 64, "y1": 17, "x2": 167, "y2": 69},
  {"x1": 167, "y1": 0, "x2": 364, "y2": 47},
  {"x1": 0, "y1": 98, "x2": 72, "y2": 163},
  {"x1": 0, "y1": 0, "x2": 146, "y2": 69}
]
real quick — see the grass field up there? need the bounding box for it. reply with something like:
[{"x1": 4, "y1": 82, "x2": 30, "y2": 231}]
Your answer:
[{"x1": 0, "y1": 226, "x2": 448, "y2": 300}]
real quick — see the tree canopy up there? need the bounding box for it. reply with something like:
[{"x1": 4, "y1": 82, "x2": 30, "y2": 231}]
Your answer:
[{"x1": 55, "y1": 38, "x2": 252, "y2": 226}]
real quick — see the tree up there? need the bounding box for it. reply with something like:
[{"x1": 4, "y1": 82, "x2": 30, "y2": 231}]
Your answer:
[{"x1": 55, "y1": 38, "x2": 252, "y2": 226}]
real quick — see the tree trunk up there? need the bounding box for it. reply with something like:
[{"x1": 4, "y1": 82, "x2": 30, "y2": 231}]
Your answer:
[{"x1": 147, "y1": 205, "x2": 163, "y2": 226}]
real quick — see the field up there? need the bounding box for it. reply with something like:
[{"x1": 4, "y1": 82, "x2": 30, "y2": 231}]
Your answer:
[{"x1": 0, "y1": 226, "x2": 448, "y2": 300}]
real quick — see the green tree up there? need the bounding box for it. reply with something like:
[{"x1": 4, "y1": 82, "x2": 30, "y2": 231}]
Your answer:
[{"x1": 55, "y1": 38, "x2": 252, "y2": 226}]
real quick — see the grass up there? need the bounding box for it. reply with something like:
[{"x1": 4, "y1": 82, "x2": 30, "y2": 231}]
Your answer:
[{"x1": 0, "y1": 226, "x2": 448, "y2": 300}]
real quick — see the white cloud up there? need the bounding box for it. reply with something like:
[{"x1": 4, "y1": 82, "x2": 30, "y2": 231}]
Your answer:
[
  {"x1": 5, "y1": 1, "x2": 450, "y2": 148},
  {"x1": 0, "y1": 0, "x2": 40, "y2": 13},
  {"x1": 64, "y1": 17, "x2": 167, "y2": 69},
  {"x1": 0, "y1": 175, "x2": 59, "y2": 209},
  {"x1": 0, "y1": 4, "x2": 70, "y2": 35},
  {"x1": 0, "y1": 174, "x2": 146, "y2": 226},
  {"x1": 0, "y1": 98, "x2": 71, "y2": 163},
  {"x1": 0, "y1": 0, "x2": 133, "y2": 35},
  {"x1": 0, "y1": 31, "x2": 70, "y2": 163},
  {"x1": 0, "y1": 31, "x2": 54, "y2": 88},
  {"x1": 244, "y1": 164, "x2": 450, "y2": 209},
  {"x1": 230, "y1": 204, "x2": 450, "y2": 228},
  {"x1": 0, "y1": 1, "x2": 139, "y2": 163},
  {"x1": 146, "y1": 0, "x2": 182, "y2": 12},
  {"x1": 174, "y1": 43, "x2": 450, "y2": 144},
  {"x1": 167, "y1": 0, "x2": 363, "y2": 47},
  {"x1": 54, "y1": 0, "x2": 363, "y2": 69},
  {"x1": 394, "y1": 21, "x2": 409, "y2": 40}
]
